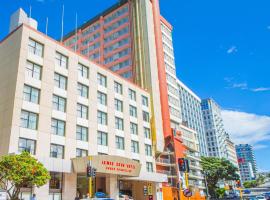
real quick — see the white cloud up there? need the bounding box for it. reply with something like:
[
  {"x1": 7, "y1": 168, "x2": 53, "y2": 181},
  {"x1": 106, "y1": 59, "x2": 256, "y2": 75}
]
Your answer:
[
  {"x1": 231, "y1": 83, "x2": 248, "y2": 90},
  {"x1": 224, "y1": 78, "x2": 270, "y2": 92},
  {"x1": 221, "y1": 110, "x2": 270, "y2": 148},
  {"x1": 253, "y1": 144, "x2": 268, "y2": 150},
  {"x1": 251, "y1": 87, "x2": 270, "y2": 92},
  {"x1": 227, "y1": 46, "x2": 238, "y2": 54}
]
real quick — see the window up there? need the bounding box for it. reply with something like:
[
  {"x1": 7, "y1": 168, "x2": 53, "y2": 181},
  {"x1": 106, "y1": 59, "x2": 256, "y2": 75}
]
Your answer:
[
  {"x1": 144, "y1": 127, "x2": 151, "y2": 139},
  {"x1": 54, "y1": 73, "x2": 67, "y2": 90},
  {"x1": 142, "y1": 95, "x2": 149, "y2": 107},
  {"x1": 129, "y1": 89, "x2": 136, "y2": 101},
  {"x1": 76, "y1": 149, "x2": 88, "y2": 157},
  {"x1": 114, "y1": 99, "x2": 123, "y2": 112},
  {"x1": 20, "y1": 110, "x2": 38, "y2": 130},
  {"x1": 26, "y1": 61, "x2": 42, "y2": 80},
  {"x1": 131, "y1": 140, "x2": 139, "y2": 153},
  {"x1": 145, "y1": 144, "x2": 152, "y2": 156},
  {"x1": 28, "y1": 38, "x2": 43, "y2": 57},
  {"x1": 115, "y1": 117, "x2": 124, "y2": 130},
  {"x1": 76, "y1": 125, "x2": 88, "y2": 141},
  {"x1": 52, "y1": 95, "x2": 66, "y2": 112},
  {"x1": 77, "y1": 104, "x2": 88, "y2": 119},
  {"x1": 23, "y1": 85, "x2": 40, "y2": 104},
  {"x1": 129, "y1": 105, "x2": 137, "y2": 118},
  {"x1": 49, "y1": 172, "x2": 63, "y2": 190},
  {"x1": 78, "y1": 63, "x2": 89, "y2": 79},
  {"x1": 55, "y1": 52, "x2": 68, "y2": 69},
  {"x1": 115, "y1": 136, "x2": 125, "y2": 150},
  {"x1": 146, "y1": 162, "x2": 153, "y2": 172},
  {"x1": 97, "y1": 73, "x2": 107, "y2": 87},
  {"x1": 78, "y1": 83, "x2": 89, "y2": 98},
  {"x1": 130, "y1": 123, "x2": 138, "y2": 135},
  {"x1": 97, "y1": 91, "x2": 107, "y2": 106},
  {"x1": 18, "y1": 138, "x2": 36, "y2": 154},
  {"x1": 97, "y1": 131, "x2": 108, "y2": 146},
  {"x1": 51, "y1": 119, "x2": 65, "y2": 136},
  {"x1": 143, "y1": 111, "x2": 150, "y2": 122},
  {"x1": 114, "y1": 81, "x2": 123, "y2": 94},
  {"x1": 97, "y1": 111, "x2": 107, "y2": 125},
  {"x1": 50, "y1": 144, "x2": 64, "y2": 159}
]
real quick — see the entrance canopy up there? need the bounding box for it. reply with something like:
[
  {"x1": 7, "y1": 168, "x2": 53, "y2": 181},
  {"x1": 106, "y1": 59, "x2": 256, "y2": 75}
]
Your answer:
[{"x1": 72, "y1": 155, "x2": 141, "y2": 177}]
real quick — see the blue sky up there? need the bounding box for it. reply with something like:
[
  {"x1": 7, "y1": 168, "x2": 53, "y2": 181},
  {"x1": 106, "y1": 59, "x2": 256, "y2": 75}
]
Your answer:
[{"x1": 1, "y1": 0, "x2": 270, "y2": 171}]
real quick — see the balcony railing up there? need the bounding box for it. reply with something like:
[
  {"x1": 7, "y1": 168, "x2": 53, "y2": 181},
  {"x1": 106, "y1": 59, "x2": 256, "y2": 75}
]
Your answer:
[
  {"x1": 156, "y1": 158, "x2": 175, "y2": 165},
  {"x1": 157, "y1": 170, "x2": 177, "y2": 177}
]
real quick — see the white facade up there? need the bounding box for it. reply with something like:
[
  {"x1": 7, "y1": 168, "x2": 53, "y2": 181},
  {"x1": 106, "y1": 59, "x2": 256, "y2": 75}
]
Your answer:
[
  {"x1": 180, "y1": 124, "x2": 205, "y2": 192},
  {"x1": 0, "y1": 24, "x2": 166, "y2": 200},
  {"x1": 160, "y1": 21, "x2": 182, "y2": 129},
  {"x1": 201, "y1": 98, "x2": 228, "y2": 159},
  {"x1": 177, "y1": 79, "x2": 208, "y2": 157},
  {"x1": 9, "y1": 8, "x2": 38, "y2": 33}
]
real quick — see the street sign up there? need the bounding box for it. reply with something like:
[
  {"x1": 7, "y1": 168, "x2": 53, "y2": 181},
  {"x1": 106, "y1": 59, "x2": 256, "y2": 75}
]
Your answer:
[
  {"x1": 148, "y1": 183, "x2": 153, "y2": 195},
  {"x1": 144, "y1": 186, "x2": 148, "y2": 196},
  {"x1": 183, "y1": 189, "x2": 192, "y2": 197}
]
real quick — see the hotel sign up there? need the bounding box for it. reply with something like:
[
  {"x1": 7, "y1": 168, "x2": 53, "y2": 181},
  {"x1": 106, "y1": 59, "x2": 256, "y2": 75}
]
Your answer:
[{"x1": 72, "y1": 155, "x2": 141, "y2": 177}]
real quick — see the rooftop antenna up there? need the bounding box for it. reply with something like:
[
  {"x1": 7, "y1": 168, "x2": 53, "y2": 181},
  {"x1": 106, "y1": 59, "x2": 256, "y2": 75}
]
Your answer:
[
  {"x1": 45, "y1": 17, "x2": 49, "y2": 35},
  {"x1": 60, "y1": 4, "x2": 65, "y2": 43},
  {"x1": 29, "y1": 5, "x2": 32, "y2": 18},
  {"x1": 75, "y1": 12, "x2": 78, "y2": 52}
]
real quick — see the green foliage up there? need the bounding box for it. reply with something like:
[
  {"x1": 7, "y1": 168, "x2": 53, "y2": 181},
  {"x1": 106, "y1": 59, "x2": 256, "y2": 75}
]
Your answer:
[
  {"x1": 243, "y1": 180, "x2": 257, "y2": 188},
  {"x1": 243, "y1": 175, "x2": 266, "y2": 188},
  {"x1": 201, "y1": 157, "x2": 240, "y2": 198},
  {"x1": 0, "y1": 152, "x2": 50, "y2": 200},
  {"x1": 256, "y1": 174, "x2": 266, "y2": 185},
  {"x1": 216, "y1": 188, "x2": 226, "y2": 198}
]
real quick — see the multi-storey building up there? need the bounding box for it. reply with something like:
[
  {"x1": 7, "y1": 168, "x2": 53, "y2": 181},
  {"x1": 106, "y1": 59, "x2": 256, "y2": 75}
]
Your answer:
[
  {"x1": 236, "y1": 144, "x2": 257, "y2": 182},
  {"x1": 224, "y1": 134, "x2": 239, "y2": 168},
  {"x1": 0, "y1": 24, "x2": 168, "y2": 200},
  {"x1": 180, "y1": 125, "x2": 205, "y2": 195},
  {"x1": 177, "y1": 79, "x2": 208, "y2": 157},
  {"x1": 63, "y1": 1, "x2": 190, "y2": 199},
  {"x1": 201, "y1": 98, "x2": 228, "y2": 158}
]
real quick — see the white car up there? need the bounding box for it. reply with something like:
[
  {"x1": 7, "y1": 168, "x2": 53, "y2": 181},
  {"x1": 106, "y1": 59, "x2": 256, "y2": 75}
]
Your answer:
[
  {"x1": 0, "y1": 190, "x2": 7, "y2": 200},
  {"x1": 256, "y1": 196, "x2": 266, "y2": 200}
]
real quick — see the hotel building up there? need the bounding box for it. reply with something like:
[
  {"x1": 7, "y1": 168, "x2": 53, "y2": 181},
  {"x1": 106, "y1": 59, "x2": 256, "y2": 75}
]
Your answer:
[
  {"x1": 0, "y1": 24, "x2": 167, "y2": 200},
  {"x1": 63, "y1": 0, "x2": 190, "y2": 199}
]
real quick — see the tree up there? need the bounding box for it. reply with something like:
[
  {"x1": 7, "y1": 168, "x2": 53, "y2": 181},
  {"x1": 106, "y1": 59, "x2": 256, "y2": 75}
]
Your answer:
[
  {"x1": 201, "y1": 157, "x2": 240, "y2": 198},
  {"x1": 243, "y1": 180, "x2": 257, "y2": 188},
  {"x1": 0, "y1": 152, "x2": 50, "y2": 200}
]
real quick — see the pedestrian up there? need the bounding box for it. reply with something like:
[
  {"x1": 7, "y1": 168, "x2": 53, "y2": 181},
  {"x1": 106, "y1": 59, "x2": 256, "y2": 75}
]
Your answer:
[
  {"x1": 74, "y1": 194, "x2": 80, "y2": 200},
  {"x1": 31, "y1": 194, "x2": 37, "y2": 200}
]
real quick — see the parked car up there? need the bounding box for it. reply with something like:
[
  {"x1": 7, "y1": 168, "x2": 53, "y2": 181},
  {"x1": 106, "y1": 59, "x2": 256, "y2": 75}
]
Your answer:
[{"x1": 256, "y1": 196, "x2": 266, "y2": 200}]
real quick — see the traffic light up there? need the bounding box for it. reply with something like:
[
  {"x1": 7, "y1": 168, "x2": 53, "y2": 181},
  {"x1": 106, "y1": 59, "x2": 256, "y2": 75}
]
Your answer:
[
  {"x1": 92, "y1": 168, "x2": 97, "y2": 177},
  {"x1": 236, "y1": 180, "x2": 241, "y2": 188},
  {"x1": 178, "y1": 158, "x2": 186, "y2": 172},
  {"x1": 87, "y1": 165, "x2": 92, "y2": 177}
]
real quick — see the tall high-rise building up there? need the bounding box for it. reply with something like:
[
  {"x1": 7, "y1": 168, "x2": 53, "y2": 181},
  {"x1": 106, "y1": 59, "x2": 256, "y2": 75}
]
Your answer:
[
  {"x1": 177, "y1": 79, "x2": 208, "y2": 157},
  {"x1": 63, "y1": 1, "x2": 189, "y2": 199},
  {"x1": 236, "y1": 144, "x2": 257, "y2": 182},
  {"x1": 201, "y1": 98, "x2": 228, "y2": 158}
]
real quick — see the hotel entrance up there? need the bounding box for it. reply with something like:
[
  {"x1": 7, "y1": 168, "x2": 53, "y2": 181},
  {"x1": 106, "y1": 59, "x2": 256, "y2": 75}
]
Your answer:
[{"x1": 72, "y1": 155, "x2": 165, "y2": 200}]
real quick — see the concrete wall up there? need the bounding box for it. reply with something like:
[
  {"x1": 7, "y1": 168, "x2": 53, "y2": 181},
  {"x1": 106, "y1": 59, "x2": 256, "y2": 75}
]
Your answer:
[{"x1": 0, "y1": 27, "x2": 23, "y2": 156}]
